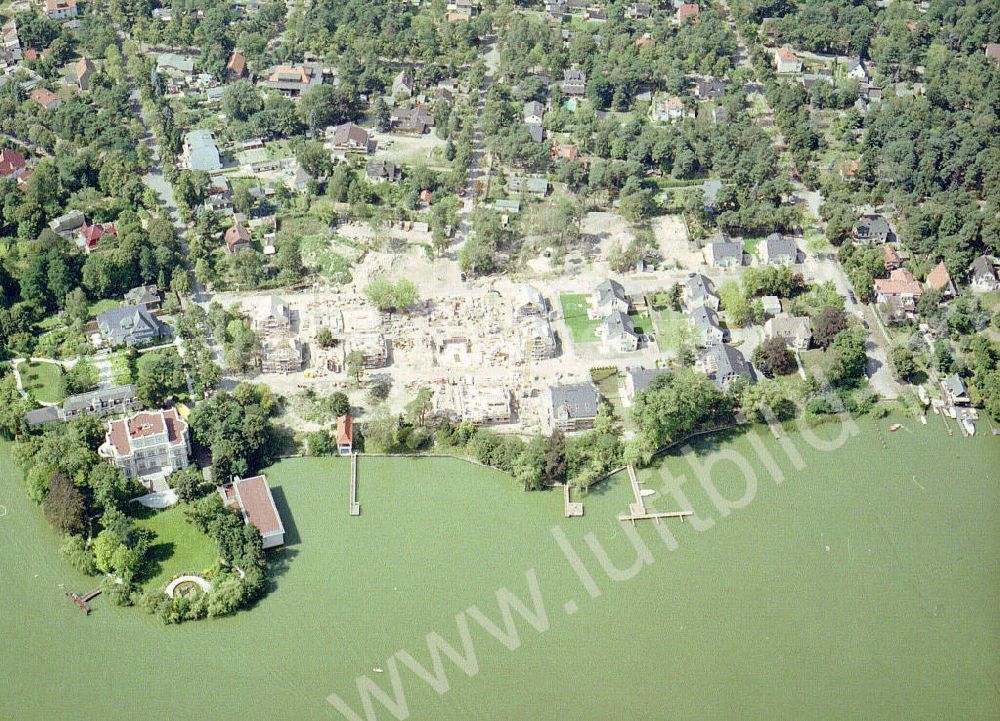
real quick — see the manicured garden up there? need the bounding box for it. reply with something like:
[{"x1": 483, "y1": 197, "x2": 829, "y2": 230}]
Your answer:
[
  {"x1": 134, "y1": 504, "x2": 218, "y2": 589},
  {"x1": 18, "y1": 361, "x2": 65, "y2": 403},
  {"x1": 559, "y1": 293, "x2": 601, "y2": 343}
]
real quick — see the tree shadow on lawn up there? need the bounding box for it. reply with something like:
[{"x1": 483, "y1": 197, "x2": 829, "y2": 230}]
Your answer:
[{"x1": 141, "y1": 541, "x2": 176, "y2": 584}]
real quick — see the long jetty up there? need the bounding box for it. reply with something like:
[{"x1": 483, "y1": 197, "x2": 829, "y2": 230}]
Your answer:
[{"x1": 349, "y1": 453, "x2": 360, "y2": 516}]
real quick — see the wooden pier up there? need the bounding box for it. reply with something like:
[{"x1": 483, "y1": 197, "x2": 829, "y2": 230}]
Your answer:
[
  {"x1": 349, "y1": 453, "x2": 360, "y2": 516},
  {"x1": 563, "y1": 484, "x2": 584, "y2": 517},
  {"x1": 619, "y1": 465, "x2": 691, "y2": 525},
  {"x1": 66, "y1": 587, "x2": 102, "y2": 614}
]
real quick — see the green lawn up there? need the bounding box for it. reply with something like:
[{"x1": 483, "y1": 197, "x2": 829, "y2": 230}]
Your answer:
[
  {"x1": 628, "y1": 311, "x2": 650, "y2": 336},
  {"x1": 560, "y1": 293, "x2": 601, "y2": 343},
  {"x1": 19, "y1": 361, "x2": 64, "y2": 403},
  {"x1": 134, "y1": 504, "x2": 218, "y2": 589},
  {"x1": 655, "y1": 309, "x2": 694, "y2": 354},
  {"x1": 87, "y1": 299, "x2": 120, "y2": 318}
]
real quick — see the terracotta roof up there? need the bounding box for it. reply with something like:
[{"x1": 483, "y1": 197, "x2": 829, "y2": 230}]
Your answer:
[
  {"x1": 777, "y1": 45, "x2": 798, "y2": 61},
  {"x1": 106, "y1": 409, "x2": 186, "y2": 457},
  {"x1": 925, "y1": 261, "x2": 951, "y2": 291},
  {"x1": 551, "y1": 142, "x2": 578, "y2": 161},
  {"x1": 881, "y1": 245, "x2": 900, "y2": 265},
  {"x1": 875, "y1": 268, "x2": 923, "y2": 298},
  {"x1": 677, "y1": 3, "x2": 699, "y2": 21},
  {"x1": 30, "y1": 87, "x2": 60, "y2": 108},
  {"x1": 225, "y1": 220, "x2": 251, "y2": 250},
  {"x1": 80, "y1": 221, "x2": 116, "y2": 248},
  {"x1": 227, "y1": 51, "x2": 246, "y2": 77},
  {"x1": 336, "y1": 415, "x2": 353, "y2": 445},
  {"x1": 45, "y1": 0, "x2": 76, "y2": 10},
  {"x1": 0, "y1": 147, "x2": 26, "y2": 177},
  {"x1": 234, "y1": 475, "x2": 284, "y2": 536}
]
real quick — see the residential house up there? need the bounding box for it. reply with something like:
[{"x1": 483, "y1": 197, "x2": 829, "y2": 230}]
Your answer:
[
  {"x1": 48, "y1": 209, "x2": 85, "y2": 235},
  {"x1": 226, "y1": 51, "x2": 247, "y2": 80},
  {"x1": 649, "y1": 94, "x2": 690, "y2": 123},
  {"x1": 695, "y1": 77, "x2": 728, "y2": 100},
  {"x1": 44, "y1": 0, "x2": 77, "y2": 19},
  {"x1": 97, "y1": 304, "x2": 166, "y2": 347},
  {"x1": 508, "y1": 175, "x2": 549, "y2": 199},
  {"x1": 845, "y1": 57, "x2": 870, "y2": 82},
  {"x1": 760, "y1": 295, "x2": 782, "y2": 316},
  {"x1": 624, "y1": 2, "x2": 652, "y2": 19},
  {"x1": 224, "y1": 217, "x2": 252, "y2": 253},
  {"x1": 874, "y1": 268, "x2": 923, "y2": 313},
  {"x1": 551, "y1": 142, "x2": 579, "y2": 162},
  {"x1": 969, "y1": 255, "x2": 998, "y2": 292},
  {"x1": 548, "y1": 382, "x2": 601, "y2": 432},
  {"x1": 561, "y1": 69, "x2": 587, "y2": 97},
  {"x1": 598, "y1": 310, "x2": 639, "y2": 352},
  {"x1": 698, "y1": 343, "x2": 753, "y2": 389},
  {"x1": 676, "y1": 3, "x2": 699, "y2": 23},
  {"x1": 329, "y1": 122, "x2": 375, "y2": 154},
  {"x1": 925, "y1": 261, "x2": 955, "y2": 297},
  {"x1": 525, "y1": 123, "x2": 544, "y2": 143},
  {"x1": 75, "y1": 57, "x2": 96, "y2": 90},
  {"x1": 336, "y1": 415, "x2": 353, "y2": 455},
  {"x1": 182, "y1": 129, "x2": 222, "y2": 172},
  {"x1": 205, "y1": 176, "x2": 233, "y2": 212},
  {"x1": 688, "y1": 305, "x2": 724, "y2": 346},
  {"x1": 761, "y1": 234, "x2": 798, "y2": 265},
  {"x1": 77, "y1": 220, "x2": 116, "y2": 253},
  {"x1": 25, "y1": 384, "x2": 140, "y2": 428},
  {"x1": 853, "y1": 214, "x2": 895, "y2": 245},
  {"x1": 0, "y1": 148, "x2": 26, "y2": 179},
  {"x1": 391, "y1": 70, "x2": 414, "y2": 99},
  {"x1": 882, "y1": 244, "x2": 902, "y2": 271},
  {"x1": 545, "y1": 0, "x2": 566, "y2": 18},
  {"x1": 707, "y1": 240, "x2": 743, "y2": 268},
  {"x1": 390, "y1": 106, "x2": 434, "y2": 134},
  {"x1": 494, "y1": 198, "x2": 521, "y2": 214},
  {"x1": 366, "y1": 158, "x2": 401, "y2": 183},
  {"x1": 98, "y1": 409, "x2": 190, "y2": 482},
  {"x1": 591, "y1": 279, "x2": 629, "y2": 316},
  {"x1": 764, "y1": 314, "x2": 812, "y2": 350},
  {"x1": 623, "y1": 367, "x2": 663, "y2": 401},
  {"x1": 940, "y1": 374, "x2": 969, "y2": 406},
  {"x1": 123, "y1": 284, "x2": 162, "y2": 310},
  {"x1": 774, "y1": 46, "x2": 802, "y2": 73},
  {"x1": 349, "y1": 333, "x2": 389, "y2": 368},
  {"x1": 262, "y1": 64, "x2": 323, "y2": 97},
  {"x1": 219, "y1": 475, "x2": 285, "y2": 548},
  {"x1": 683, "y1": 273, "x2": 719, "y2": 310},
  {"x1": 523, "y1": 101, "x2": 545, "y2": 125},
  {"x1": 446, "y1": 0, "x2": 477, "y2": 21},
  {"x1": 156, "y1": 53, "x2": 194, "y2": 79},
  {"x1": 30, "y1": 87, "x2": 61, "y2": 110}
]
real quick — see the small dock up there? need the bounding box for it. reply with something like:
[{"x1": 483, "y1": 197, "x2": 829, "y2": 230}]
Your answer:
[
  {"x1": 66, "y1": 587, "x2": 101, "y2": 614},
  {"x1": 620, "y1": 465, "x2": 691, "y2": 525},
  {"x1": 563, "y1": 484, "x2": 583, "y2": 517},
  {"x1": 349, "y1": 453, "x2": 360, "y2": 516}
]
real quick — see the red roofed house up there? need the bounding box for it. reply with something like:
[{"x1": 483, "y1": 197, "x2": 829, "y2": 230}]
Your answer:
[
  {"x1": 219, "y1": 475, "x2": 285, "y2": 548},
  {"x1": 676, "y1": 3, "x2": 699, "y2": 24},
  {"x1": 225, "y1": 217, "x2": 251, "y2": 253},
  {"x1": 774, "y1": 45, "x2": 802, "y2": 73},
  {"x1": 98, "y1": 409, "x2": 190, "y2": 484},
  {"x1": 226, "y1": 51, "x2": 247, "y2": 81},
  {"x1": 881, "y1": 244, "x2": 901, "y2": 271},
  {"x1": 551, "y1": 142, "x2": 579, "y2": 161},
  {"x1": 0, "y1": 148, "x2": 27, "y2": 179},
  {"x1": 925, "y1": 261, "x2": 955, "y2": 297},
  {"x1": 75, "y1": 57, "x2": 96, "y2": 90},
  {"x1": 336, "y1": 415, "x2": 353, "y2": 455},
  {"x1": 874, "y1": 268, "x2": 923, "y2": 317},
  {"x1": 30, "y1": 87, "x2": 61, "y2": 110},
  {"x1": 78, "y1": 220, "x2": 116, "y2": 252}
]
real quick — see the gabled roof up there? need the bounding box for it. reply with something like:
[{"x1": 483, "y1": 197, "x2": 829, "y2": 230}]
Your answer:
[
  {"x1": 688, "y1": 304, "x2": 721, "y2": 332},
  {"x1": 708, "y1": 240, "x2": 742, "y2": 263},
  {"x1": 29, "y1": 87, "x2": 60, "y2": 108},
  {"x1": 232, "y1": 475, "x2": 285, "y2": 537},
  {"x1": 925, "y1": 261, "x2": 952, "y2": 291},
  {"x1": 550, "y1": 382, "x2": 600, "y2": 420},
  {"x1": 940, "y1": 373, "x2": 967, "y2": 398},
  {"x1": 336, "y1": 415, "x2": 353, "y2": 445},
  {"x1": 684, "y1": 273, "x2": 716, "y2": 299},
  {"x1": 602, "y1": 310, "x2": 636, "y2": 340},
  {"x1": 0, "y1": 147, "x2": 25, "y2": 176},
  {"x1": 225, "y1": 219, "x2": 251, "y2": 250},
  {"x1": 702, "y1": 343, "x2": 752, "y2": 387},
  {"x1": 875, "y1": 268, "x2": 923, "y2": 297},
  {"x1": 970, "y1": 255, "x2": 996, "y2": 281},
  {"x1": 776, "y1": 45, "x2": 798, "y2": 62},
  {"x1": 626, "y1": 367, "x2": 663, "y2": 396},
  {"x1": 227, "y1": 51, "x2": 246, "y2": 77},
  {"x1": 80, "y1": 221, "x2": 116, "y2": 249},
  {"x1": 763, "y1": 234, "x2": 797, "y2": 259},
  {"x1": 330, "y1": 122, "x2": 370, "y2": 147}
]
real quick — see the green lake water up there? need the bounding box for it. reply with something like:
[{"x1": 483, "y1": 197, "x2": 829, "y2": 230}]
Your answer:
[{"x1": 1, "y1": 417, "x2": 998, "y2": 720}]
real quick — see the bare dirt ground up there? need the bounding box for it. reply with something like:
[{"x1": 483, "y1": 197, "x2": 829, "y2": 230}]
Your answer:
[{"x1": 370, "y1": 131, "x2": 448, "y2": 168}]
